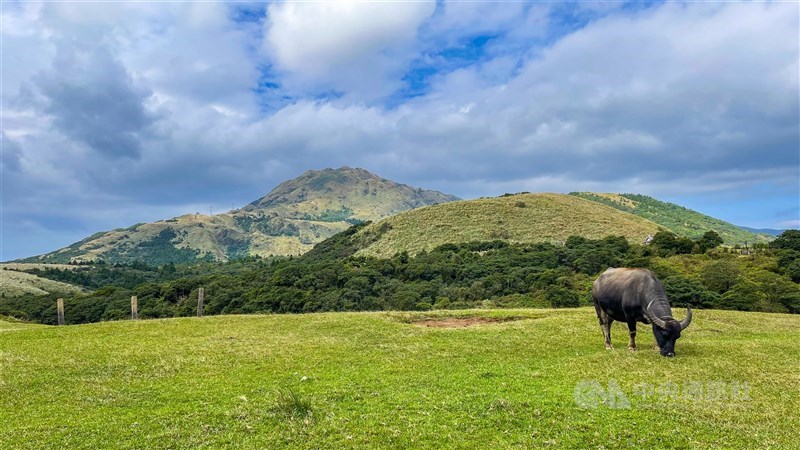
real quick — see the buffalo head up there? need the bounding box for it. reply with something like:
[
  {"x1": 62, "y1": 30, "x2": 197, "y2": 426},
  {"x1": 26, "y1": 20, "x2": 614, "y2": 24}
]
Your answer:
[{"x1": 645, "y1": 306, "x2": 692, "y2": 357}]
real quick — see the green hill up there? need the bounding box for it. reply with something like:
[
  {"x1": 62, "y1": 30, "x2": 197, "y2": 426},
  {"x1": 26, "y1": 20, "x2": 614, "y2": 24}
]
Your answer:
[
  {"x1": 352, "y1": 193, "x2": 661, "y2": 258},
  {"x1": 1, "y1": 309, "x2": 797, "y2": 448},
  {"x1": 569, "y1": 193, "x2": 772, "y2": 245},
  {"x1": 0, "y1": 264, "x2": 85, "y2": 298},
  {"x1": 19, "y1": 167, "x2": 459, "y2": 265}
]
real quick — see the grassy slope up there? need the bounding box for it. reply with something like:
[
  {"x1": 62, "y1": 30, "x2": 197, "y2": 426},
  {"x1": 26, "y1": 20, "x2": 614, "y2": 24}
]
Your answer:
[
  {"x1": 355, "y1": 193, "x2": 660, "y2": 258},
  {"x1": 570, "y1": 192, "x2": 772, "y2": 244},
  {"x1": 2, "y1": 308, "x2": 797, "y2": 449},
  {"x1": 0, "y1": 317, "x2": 43, "y2": 332},
  {"x1": 0, "y1": 266, "x2": 84, "y2": 297}
]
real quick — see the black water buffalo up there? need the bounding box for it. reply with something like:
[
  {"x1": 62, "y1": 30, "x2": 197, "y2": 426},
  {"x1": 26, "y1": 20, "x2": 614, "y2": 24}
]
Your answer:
[{"x1": 592, "y1": 268, "x2": 692, "y2": 357}]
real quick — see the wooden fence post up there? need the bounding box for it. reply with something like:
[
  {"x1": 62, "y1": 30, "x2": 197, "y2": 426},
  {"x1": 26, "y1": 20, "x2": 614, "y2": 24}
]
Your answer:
[
  {"x1": 131, "y1": 296, "x2": 138, "y2": 320},
  {"x1": 57, "y1": 298, "x2": 65, "y2": 325},
  {"x1": 197, "y1": 288, "x2": 204, "y2": 317}
]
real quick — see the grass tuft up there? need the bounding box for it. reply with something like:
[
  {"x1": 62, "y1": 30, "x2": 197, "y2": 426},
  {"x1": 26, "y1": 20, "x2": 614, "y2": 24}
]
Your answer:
[{"x1": 271, "y1": 388, "x2": 313, "y2": 420}]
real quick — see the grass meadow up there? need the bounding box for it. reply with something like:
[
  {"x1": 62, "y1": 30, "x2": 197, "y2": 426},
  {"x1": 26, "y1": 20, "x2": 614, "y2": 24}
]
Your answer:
[{"x1": 1, "y1": 308, "x2": 798, "y2": 448}]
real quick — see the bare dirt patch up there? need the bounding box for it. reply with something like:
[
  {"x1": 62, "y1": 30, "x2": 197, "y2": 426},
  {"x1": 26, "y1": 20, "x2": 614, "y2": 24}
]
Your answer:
[{"x1": 412, "y1": 317, "x2": 519, "y2": 328}]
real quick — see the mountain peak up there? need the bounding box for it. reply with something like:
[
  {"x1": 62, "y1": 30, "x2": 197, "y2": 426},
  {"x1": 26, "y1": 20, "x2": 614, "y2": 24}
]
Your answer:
[
  {"x1": 23, "y1": 167, "x2": 459, "y2": 264},
  {"x1": 246, "y1": 167, "x2": 457, "y2": 212}
]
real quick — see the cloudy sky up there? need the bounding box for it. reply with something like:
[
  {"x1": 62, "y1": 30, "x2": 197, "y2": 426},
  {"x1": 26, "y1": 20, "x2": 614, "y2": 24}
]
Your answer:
[{"x1": 1, "y1": 1, "x2": 798, "y2": 261}]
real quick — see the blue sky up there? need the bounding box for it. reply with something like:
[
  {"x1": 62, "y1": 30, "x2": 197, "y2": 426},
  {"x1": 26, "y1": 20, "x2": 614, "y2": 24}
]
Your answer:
[{"x1": 1, "y1": 0, "x2": 798, "y2": 261}]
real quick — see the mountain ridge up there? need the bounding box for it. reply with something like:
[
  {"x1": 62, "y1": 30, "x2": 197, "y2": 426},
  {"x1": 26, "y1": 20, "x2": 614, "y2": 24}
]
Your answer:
[
  {"x1": 18, "y1": 171, "x2": 774, "y2": 266},
  {"x1": 738, "y1": 226, "x2": 785, "y2": 237},
  {"x1": 19, "y1": 167, "x2": 459, "y2": 265},
  {"x1": 569, "y1": 192, "x2": 772, "y2": 245}
]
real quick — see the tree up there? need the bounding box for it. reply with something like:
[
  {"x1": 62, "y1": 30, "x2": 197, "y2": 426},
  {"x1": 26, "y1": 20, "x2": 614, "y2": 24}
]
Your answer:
[
  {"x1": 697, "y1": 230, "x2": 724, "y2": 252},
  {"x1": 701, "y1": 259, "x2": 741, "y2": 294},
  {"x1": 776, "y1": 249, "x2": 800, "y2": 283},
  {"x1": 751, "y1": 271, "x2": 800, "y2": 313},
  {"x1": 717, "y1": 281, "x2": 763, "y2": 311},
  {"x1": 662, "y1": 275, "x2": 719, "y2": 308},
  {"x1": 772, "y1": 230, "x2": 800, "y2": 252},
  {"x1": 651, "y1": 231, "x2": 678, "y2": 255},
  {"x1": 545, "y1": 286, "x2": 579, "y2": 308},
  {"x1": 651, "y1": 231, "x2": 694, "y2": 256},
  {"x1": 783, "y1": 260, "x2": 800, "y2": 284}
]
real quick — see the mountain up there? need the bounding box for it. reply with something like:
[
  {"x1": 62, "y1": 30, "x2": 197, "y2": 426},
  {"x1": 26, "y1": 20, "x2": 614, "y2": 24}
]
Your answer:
[
  {"x1": 738, "y1": 226, "x2": 786, "y2": 237},
  {"x1": 349, "y1": 193, "x2": 661, "y2": 258},
  {"x1": 20, "y1": 167, "x2": 459, "y2": 265},
  {"x1": 569, "y1": 193, "x2": 773, "y2": 245}
]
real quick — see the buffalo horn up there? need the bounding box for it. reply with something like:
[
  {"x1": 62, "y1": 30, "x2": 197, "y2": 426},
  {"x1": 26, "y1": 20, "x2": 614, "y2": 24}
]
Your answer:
[
  {"x1": 679, "y1": 306, "x2": 693, "y2": 330},
  {"x1": 645, "y1": 304, "x2": 669, "y2": 329}
]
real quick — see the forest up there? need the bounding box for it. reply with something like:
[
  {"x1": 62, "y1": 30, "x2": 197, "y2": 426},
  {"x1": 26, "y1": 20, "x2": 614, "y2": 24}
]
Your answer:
[{"x1": 2, "y1": 228, "x2": 799, "y2": 325}]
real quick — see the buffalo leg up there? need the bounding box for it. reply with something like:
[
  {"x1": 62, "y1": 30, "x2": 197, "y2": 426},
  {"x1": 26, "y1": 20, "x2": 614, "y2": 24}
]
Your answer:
[
  {"x1": 593, "y1": 301, "x2": 613, "y2": 349},
  {"x1": 626, "y1": 320, "x2": 637, "y2": 351},
  {"x1": 602, "y1": 320, "x2": 613, "y2": 349}
]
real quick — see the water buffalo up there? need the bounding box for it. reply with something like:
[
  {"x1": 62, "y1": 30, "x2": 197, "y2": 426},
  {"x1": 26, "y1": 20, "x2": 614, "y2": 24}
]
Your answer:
[{"x1": 592, "y1": 268, "x2": 692, "y2": 357}]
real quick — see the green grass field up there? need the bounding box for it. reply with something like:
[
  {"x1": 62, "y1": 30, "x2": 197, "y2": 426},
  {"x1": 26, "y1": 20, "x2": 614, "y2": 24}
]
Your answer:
[{"x1": 1, "y1": 308, "x2": 798, "y2": 449}]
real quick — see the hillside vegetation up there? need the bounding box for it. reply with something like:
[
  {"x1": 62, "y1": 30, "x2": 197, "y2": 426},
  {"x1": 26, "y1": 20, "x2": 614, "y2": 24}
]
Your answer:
[
  {"x1": 6, "y1": 230, "x2": 798, "y2": 325},
  {"x1": 0, "y1": 265, "x2": 84, "y2": 297},
  {"x1": 353, "y1": 193, "x2": 660, "y2": 258},
  {"x1": 570, "y1": 192, "x2": 771, "y2": 244},
  {"x1": 0, "y1": 309, "x2": 797, "y2": 448},
  {"x1": 20, "y1": 167, "x2": 458, "y2": 265}
]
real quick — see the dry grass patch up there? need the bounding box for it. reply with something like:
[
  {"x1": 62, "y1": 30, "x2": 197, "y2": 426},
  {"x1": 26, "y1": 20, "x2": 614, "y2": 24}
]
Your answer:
[{"x1": 413, "y1": 316, "x2": 521, "y2": 328}]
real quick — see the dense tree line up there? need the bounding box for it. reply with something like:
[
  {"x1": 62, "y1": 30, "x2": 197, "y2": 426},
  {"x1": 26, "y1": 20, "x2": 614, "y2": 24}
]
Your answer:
[{"x1": 2, "y1": 229, "x2": 799, "y2": 325}]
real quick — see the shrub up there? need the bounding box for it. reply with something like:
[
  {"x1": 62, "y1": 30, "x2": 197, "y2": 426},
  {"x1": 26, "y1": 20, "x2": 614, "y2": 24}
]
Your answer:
[
  {"x1": 546, "y1": 286, "x2": 579, "y2": 308},
  {"x1": 662, "y1": 275, "x2": 720, "y2": 308},
  {"x1": 716, "y1": 281, "x2": 763, "y2": 311},
  {"x1": 701, "y1": 259, "x2": 741, "y2": 294}
]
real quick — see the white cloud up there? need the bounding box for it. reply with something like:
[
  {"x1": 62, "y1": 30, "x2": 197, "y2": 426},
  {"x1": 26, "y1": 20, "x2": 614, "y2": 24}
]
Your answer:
[
  {"x1": 1, "y1": 0, "x2": 798, "y2": 259},
  {"x1": 264, "y1": 1, "x2": 435, "y2": 99},
  {"x1": 433, "y1": 1, "x2": 529, "y2": 38}
]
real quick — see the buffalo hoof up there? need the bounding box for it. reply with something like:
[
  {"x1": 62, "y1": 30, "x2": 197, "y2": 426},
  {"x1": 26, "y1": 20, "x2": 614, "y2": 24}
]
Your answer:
[
  {"x1": 628, "y1": 346, "x2": 636, "y2": 352},
  {"x1": 661, "y1": 352, "x2": 675, "y2": 358},
  {"x1": 605, "y1": 344, "x2": 614, "y2": 350}
]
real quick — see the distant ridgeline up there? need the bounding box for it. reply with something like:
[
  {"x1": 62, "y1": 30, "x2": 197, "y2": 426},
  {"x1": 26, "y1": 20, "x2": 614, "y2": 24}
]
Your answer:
[
  {"x1": 17, "y1": 167, "x2": 460, "y2": 266},
  {"x1": 569, "y1": 192, "x2": 773, "y2": 245},
  {"x1": 18, "y1": 165, "x2": 773, "y2": 267}
]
